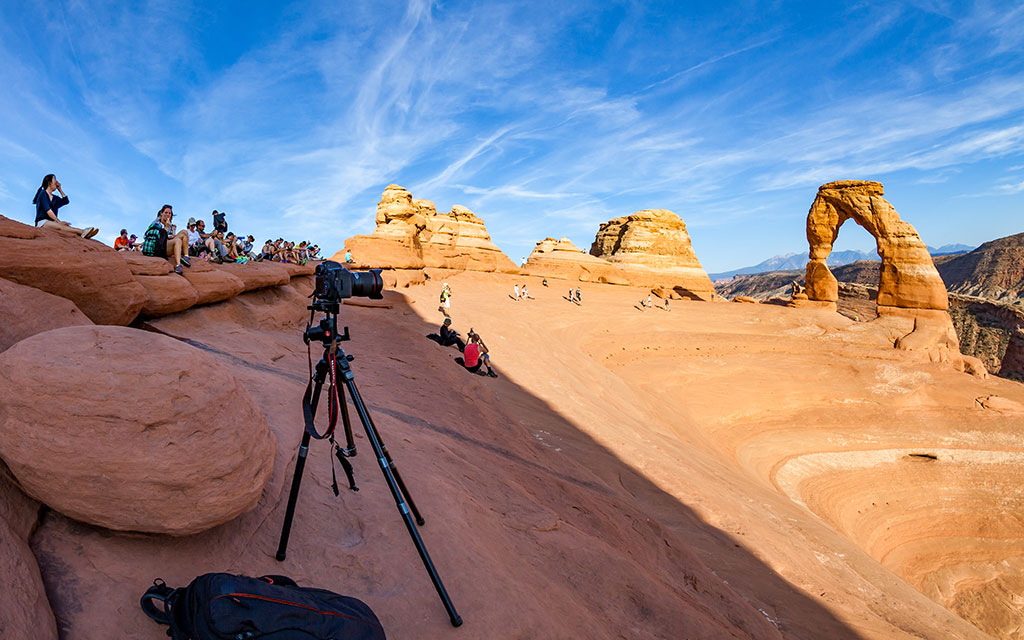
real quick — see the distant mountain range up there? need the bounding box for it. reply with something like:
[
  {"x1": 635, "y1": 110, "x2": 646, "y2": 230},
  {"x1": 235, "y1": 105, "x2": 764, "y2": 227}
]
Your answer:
[{"x1": 709, "y1": 244, "x2": 975, "y2": 281}]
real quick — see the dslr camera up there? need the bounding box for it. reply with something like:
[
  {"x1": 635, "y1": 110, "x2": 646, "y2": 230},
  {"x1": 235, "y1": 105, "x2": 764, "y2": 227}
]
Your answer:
[{"x1": 313, "y1": 260, "x2": 384, "y2": 306}]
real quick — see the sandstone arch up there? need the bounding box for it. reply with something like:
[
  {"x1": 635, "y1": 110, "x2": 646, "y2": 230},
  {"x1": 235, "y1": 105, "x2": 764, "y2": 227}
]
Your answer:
[{"x1": 804, "y1": 180, "x2": 948, "y2": 311}]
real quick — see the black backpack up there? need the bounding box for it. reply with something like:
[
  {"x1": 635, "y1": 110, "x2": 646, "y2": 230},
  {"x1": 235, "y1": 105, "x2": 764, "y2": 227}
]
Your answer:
[{"x1": 141, "y1": 572, "x2": 386, "y2": 639}]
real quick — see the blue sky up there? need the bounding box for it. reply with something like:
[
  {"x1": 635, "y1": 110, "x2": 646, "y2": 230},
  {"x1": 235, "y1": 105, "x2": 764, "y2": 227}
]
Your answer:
[{"x1": 0, "y1": 0, "x2": 1021, "y2": 272}]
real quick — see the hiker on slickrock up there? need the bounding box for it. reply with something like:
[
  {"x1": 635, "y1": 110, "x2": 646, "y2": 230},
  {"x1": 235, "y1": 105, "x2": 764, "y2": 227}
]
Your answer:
[{"x1": 33, "y1": 173, "x2": 98, "y2": 239}]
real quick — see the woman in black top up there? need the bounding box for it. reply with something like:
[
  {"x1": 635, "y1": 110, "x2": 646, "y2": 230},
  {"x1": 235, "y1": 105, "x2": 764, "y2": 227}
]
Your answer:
[{"x1": 33, "y1": 174, "x2": 98, "y2": 238}]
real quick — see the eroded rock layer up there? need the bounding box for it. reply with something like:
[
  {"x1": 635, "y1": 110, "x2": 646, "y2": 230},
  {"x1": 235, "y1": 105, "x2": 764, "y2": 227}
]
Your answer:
[
  {"x1": 522, "y1": 237, "x2": 629, "y2": 284},
  {"x1": 590, "y1": 209, "x2": 715, "y2": 299},
  {"x1": 342, "y1": 184, "x2": 517, "y2": 273}
]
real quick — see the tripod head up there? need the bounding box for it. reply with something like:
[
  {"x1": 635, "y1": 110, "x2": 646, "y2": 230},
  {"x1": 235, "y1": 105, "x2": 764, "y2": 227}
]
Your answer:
[{"x1": 304, "y1": 304, "x2": 350, "y2": 347}]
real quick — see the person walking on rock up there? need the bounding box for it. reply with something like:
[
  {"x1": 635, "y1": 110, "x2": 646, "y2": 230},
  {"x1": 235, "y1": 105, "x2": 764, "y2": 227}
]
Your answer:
[
  {"x1": 513, "y1": 284, "x2": 520, "y2": 301},
  {"x1": 33, "y1": 174, "x2": 98, "y2": 239},
  {"x1": 439, "y1": 283, "x2": 452, "y2": 318}
]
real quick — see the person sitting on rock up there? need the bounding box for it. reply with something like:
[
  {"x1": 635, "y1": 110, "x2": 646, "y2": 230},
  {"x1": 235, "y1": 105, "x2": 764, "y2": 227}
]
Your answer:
[
  {"x1": 186, "y1": 219, "x2": 208, "y2": 257},
  {"x1": 521, "y1": 284, "x2": 532, "y2": 299},
  {"x1": 128, "y1": 233, "x2": 141, "y2": 251},
  {"x1": 142, "y1": 204, "x2": 190, "y2": 274},
  {"x1": 344, "y1": 249, "x2": 353, "y2": 263},
  {"x1": 33, "y1": 174, "x2": 98, "y2": 239},
  {"x1": 437, "y1": 318, "x2": 465, "y2": 351},
  {"x1": 114, "y1": 229, "x2": 131, "y2": 251},
  {"x1": 466, "y1": 329, "x2": 497, "y2": 377},
  {"x1": 261, "y1": 239, "x2": 275, "y2": 261}
]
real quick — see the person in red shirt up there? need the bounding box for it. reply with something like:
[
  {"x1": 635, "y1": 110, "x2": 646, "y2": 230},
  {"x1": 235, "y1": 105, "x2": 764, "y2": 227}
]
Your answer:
[
  {"x1": 461, "y1": 329, "x2": 497, "y2": 377},
  {"x1": 114, "y1": 229, "x2": 131, "y2": 251}
]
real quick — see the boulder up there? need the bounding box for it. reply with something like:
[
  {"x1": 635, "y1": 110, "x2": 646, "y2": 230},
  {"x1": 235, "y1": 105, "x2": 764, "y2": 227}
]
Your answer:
[
  {"x1": 0, "y1": 469, "x2": 57, "y2": 640},
  {"x1": 341, "y1": 184, "x2": 517, "y2": 273},
  {"x1": 281, "y1": 261, "x2": 316, "y2": 277},
  {"x1": 590, "y1": 209, "x2": 715, "y2": 299},
  {"x1": 0, "y1": 277, "x2": 93, "y2": 353},
  {"x1": 214, "y1": 262, "x2": 290, "y2": 292},
  {"x1": 181, "y1": 261, "x2": 246, "y2": 305},
  {"x1": 0, "y1": 326, "x2": 277, "y2": 535},
  {"x1": 522, "y1": 237, "x2": 630, "y2": 284},
  {"x1": 134, "y1": 274, "x2": 200, "y2": 317},
  {"x1": 0, "y1": 216, "x2": 147, "y2": 325},
  {"x1": 120, "y1": 252, "x2": 173, "y2": 276},
  {"x1": 804, "y1": 181, "x2": 947, "y2": 310}
]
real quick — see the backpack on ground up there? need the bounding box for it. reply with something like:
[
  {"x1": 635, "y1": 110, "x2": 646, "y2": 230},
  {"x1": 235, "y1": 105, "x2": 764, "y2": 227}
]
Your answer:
[{"x1": 141, "y1": 572, "x2": 386, "y2": 639}]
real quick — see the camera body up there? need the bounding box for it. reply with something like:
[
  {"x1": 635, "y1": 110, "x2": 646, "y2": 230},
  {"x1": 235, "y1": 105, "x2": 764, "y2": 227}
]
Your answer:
[{"x1": 314, "y1": 260, "x2": 384, "y2": 303}]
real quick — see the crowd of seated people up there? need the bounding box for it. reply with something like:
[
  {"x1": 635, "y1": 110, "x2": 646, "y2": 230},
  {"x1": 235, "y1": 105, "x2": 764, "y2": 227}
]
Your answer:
[
  {"x1": 29, "y1": 173, "x2": 323, "y2": 274},
  {"x1": 122, "y1": 207, "x2": 320, "y2": 271}
]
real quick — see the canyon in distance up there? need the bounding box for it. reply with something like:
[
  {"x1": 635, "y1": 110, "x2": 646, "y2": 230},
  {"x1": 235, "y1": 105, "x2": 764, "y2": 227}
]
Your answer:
[{"x1": 0, "y1": 180, "x2": 1022, "y2": 639}]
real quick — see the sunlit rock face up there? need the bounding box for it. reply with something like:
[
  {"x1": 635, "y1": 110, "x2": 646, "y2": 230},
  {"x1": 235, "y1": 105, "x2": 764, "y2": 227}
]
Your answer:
[
  {"x1": 589, "y1": 209, "x2": 715, "y2": 299},
  {"x1": 804, "y1": 180, "x2": 948, "y2": 311},
  {"x1": 342, "y1": 185, "x2": 517, "y2": 273},
  {"x1": 522, "y1": 237, "x2": 630, "y2": 284}
]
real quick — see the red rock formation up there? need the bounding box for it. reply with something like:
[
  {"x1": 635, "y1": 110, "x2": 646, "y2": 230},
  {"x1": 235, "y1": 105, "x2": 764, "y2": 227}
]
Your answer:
[
  {"x1": 0, "y1": 216, "x2": 146, "y2": 325},
  {"x1": 342, "y1": 184, "x2": 517, "y2": 273},
  {"x1": 0, "y1": 277, "x2": 92, "y2": 352},
  {"x1": 0, "y1": 326, "x2": 277, "y2": 535},
  {"x1": 1000, "y1": 329, "x2": 1024, "y2": 381},
  {"x1": 522, "y1": 237, "x2": 629, "y2": 284},
  {"x1": 590, "y1": 209, "x2": 715, "y2": 299},
  {"x1": 135, "y1": 274, "x2": 201, "y2": 317},
  {"x1": 215, "y1": 261, "x2": 291, "y2": 292},
  {"x1": 0, "y1": 471, "x2": 56, "y2": 640},
  {"x1": 802, "y1": 181, "x2": 985, "y2": 375},
  {"x1": 805, "y1": 181, "x2": 947, "y2": 311},
  {"x1": 181, "y1": 260, "x2": 246, "y2": 305}
]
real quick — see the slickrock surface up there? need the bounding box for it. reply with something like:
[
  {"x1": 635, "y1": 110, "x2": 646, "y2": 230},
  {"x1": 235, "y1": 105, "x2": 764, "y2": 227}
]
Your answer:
[
  {"x1": 0, "y1": 277, "x2": 93, "y2": 352},
  {"x1": 0, "y1": 471, "x2": 56, "y2": 640},
  {"x1": 590, "y1": 209, "x2": 715, "y2": 299},
  {"x1": 342, "y1": 184, "x2": 517, "y2": 273},
  {"x1": 0, "y1": 215, "x2": 146, "y2": 325},
  {"x1": 0, "y1": 326, "x2": 277, "y2": 536},
  {"x1": 804, "y1": 181, "x2": 947, "y2": 311},
  {"x1": 11, "y1": 271, "x2": 1022, "y2": 639},
  {"x1": 521, "y1": 237, "x2": 629, "y2": 284}
]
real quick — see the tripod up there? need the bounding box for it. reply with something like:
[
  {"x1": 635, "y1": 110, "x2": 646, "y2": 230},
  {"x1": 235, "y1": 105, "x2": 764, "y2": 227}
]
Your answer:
[{"x1": 276, "y1": 303, "x2": 463, "y2": 627}]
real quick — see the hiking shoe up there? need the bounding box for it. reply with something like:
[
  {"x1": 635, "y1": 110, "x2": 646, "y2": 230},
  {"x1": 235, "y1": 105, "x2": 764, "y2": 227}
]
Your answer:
[
  {"x1": 174, "y1": 265, "x2": 183, "y2": 275},
  {"x1": 487, "y1": 370, "x2": 499, "y2": 378},
  {"x1": 180, "y1": 255, "x2": 191, "y2": 268},
  {"x1": 223, "y1": 256, "x2": 236, "y2": 263}
]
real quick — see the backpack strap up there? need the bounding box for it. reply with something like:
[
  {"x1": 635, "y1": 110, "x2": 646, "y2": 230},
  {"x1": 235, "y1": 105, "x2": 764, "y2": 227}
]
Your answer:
[{"x1": 140, "y1": 579, "x2": 176, "y2": 626}]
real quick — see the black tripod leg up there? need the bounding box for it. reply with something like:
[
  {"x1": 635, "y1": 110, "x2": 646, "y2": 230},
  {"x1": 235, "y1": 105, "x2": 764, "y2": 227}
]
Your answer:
[
  {"x1": 276, "y1": 429, "x2": 312, "y2": 560},
  {"x1": 343, "y1": 376, "x2": 463, "y2": 627},
  {"x1": 277, "y1": 370, "x2": 327, "y2": 561}
]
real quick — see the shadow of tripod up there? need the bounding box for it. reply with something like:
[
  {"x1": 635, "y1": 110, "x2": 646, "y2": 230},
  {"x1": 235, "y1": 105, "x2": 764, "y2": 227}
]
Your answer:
[{"x1": 275, "y1": 302, "x2": 463, "y2": 627}]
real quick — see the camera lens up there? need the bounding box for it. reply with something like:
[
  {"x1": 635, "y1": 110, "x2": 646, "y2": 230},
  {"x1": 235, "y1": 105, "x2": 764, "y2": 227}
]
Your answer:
[{"x1": 350, "y1": 269, "x2": 384, "y2": 300}]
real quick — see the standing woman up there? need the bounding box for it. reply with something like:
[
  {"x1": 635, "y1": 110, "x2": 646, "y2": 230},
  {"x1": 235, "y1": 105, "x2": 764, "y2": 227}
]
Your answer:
[{"x1": 33, "y1": 174, "x2": 98, "y2": 238}]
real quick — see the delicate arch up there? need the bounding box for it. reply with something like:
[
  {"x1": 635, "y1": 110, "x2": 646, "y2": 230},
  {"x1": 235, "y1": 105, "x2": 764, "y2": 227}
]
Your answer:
[{"x1": 804, "y1": 180, "x2": 948, "y2": 311}]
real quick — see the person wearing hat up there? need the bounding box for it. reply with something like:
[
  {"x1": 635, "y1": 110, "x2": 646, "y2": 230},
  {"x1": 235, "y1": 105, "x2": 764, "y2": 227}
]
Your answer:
[
  {"x1": 186, "y1": 218, "x2": 206, "y2": 257},
  {"x1": 437, "y1": 317, "x2": 465, "y2": 351}
]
